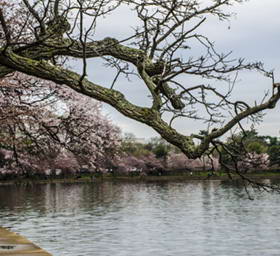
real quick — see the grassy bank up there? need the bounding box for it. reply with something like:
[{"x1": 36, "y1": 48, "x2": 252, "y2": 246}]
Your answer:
[{"x1": 0, "y1": 170, "x2": 280, "y2": 186}]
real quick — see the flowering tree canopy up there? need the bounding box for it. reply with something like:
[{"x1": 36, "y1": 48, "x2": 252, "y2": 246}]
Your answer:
[{"x1": 0, "y1": 72, "x2": 121, "y2": 173}]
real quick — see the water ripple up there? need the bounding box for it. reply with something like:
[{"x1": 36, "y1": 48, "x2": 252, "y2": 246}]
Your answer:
[{"x1": 0, "y1": 181, "x2": 280, "y2": 256}]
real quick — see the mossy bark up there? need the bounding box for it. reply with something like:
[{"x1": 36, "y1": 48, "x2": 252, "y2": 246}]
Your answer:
[{"x1": 0, "y1": 20, "x2": 279, "y2": 159}]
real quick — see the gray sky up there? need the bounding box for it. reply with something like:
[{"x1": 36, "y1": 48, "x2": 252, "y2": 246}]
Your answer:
[{"x1": 74, "y1": 0, "x2": 280, "y2": 139}]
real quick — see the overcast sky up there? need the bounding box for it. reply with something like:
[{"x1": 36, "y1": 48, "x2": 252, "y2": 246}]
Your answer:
[{"x1": 73, "y1": 0, "x2": 280, "y2": 139}]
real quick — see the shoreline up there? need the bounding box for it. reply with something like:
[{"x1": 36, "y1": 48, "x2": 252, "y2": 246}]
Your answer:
[{"x1": 0, "y1": 171, "x2": 280, "y2": 185}]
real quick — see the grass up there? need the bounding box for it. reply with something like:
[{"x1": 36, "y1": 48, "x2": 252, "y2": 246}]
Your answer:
[{"x1": 0, "y1": 169, "x2": 280, "y2": 185}]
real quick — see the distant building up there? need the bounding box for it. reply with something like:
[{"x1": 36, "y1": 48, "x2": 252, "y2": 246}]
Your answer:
[{"x1": 134, "y1": 138, "x2": 147, "y2": 144}]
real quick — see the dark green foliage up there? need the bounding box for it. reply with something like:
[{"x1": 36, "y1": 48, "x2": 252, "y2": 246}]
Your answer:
[
  {"x1": 268, "y1": 145, "x2": 280, "y2": 166},
  {"x1": 144, "y1": 137, "x2": 179, "y2": 159},
  {"x1": 121, "y1": 134, "x2": 179, "y2": 159},
  {"x1": 218, "y1": 129, "x2": 280, "y2": 168},
  {"x1": 120, "y1": 133, "x2": 150, "y2": 157}
]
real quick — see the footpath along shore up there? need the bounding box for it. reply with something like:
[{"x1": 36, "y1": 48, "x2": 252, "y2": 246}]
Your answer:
[{"x1": 0, "y1": 227, "x2": 52, "y2": 255}]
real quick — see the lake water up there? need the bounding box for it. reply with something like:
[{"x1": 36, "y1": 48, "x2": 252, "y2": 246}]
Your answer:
[{"x1": 0, "y1": 180, "x2": 280, "y2": 256}]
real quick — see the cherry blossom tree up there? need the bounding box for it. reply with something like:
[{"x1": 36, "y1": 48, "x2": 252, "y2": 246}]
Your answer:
[
  {"x1": 238, "y1": 153, "x2": 270, "y2": 171},
  {"x1": 0, "y1": 0, "x2": 278, "y2": 158},
  {"x1": 0, "y1": 0, "x2": 279, "y2": 191},
  {"x1": 0, "y1": 72, "x2": 121, "y2": 176},
  {"x1": 166, "y1": 152, "x2": 219, "y2": 171}
]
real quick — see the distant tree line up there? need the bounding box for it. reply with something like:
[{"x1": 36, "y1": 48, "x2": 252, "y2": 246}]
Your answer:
[{"x1": 117, "y1": 130, "x2": 280, "y2": 175}]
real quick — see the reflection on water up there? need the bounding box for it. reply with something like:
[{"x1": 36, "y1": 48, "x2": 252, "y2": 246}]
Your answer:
[{"x1": 1, "y1": 181, "x2": 280, "y2": 256}]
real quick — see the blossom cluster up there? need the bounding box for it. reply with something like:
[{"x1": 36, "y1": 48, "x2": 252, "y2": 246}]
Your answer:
[{"x1": 0, "y1": 72, "x2": 121, "y2": 177}]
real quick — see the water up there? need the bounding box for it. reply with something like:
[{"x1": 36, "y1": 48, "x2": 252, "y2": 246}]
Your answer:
[{"x1": 0, "y1": 180, "x2": 280, "y2": 256}]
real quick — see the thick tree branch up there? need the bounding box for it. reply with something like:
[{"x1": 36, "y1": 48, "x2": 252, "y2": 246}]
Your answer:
[
  {"x1": 194, "y1": 88, "x2": 280, "y2": 156},
  {"x1": 0, "y1": 48, "x2": 198, "y2": 157},
  {"x1": 0, "y1": 0, "x2": 279, "y2": 169}
]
